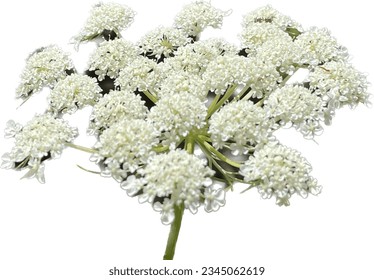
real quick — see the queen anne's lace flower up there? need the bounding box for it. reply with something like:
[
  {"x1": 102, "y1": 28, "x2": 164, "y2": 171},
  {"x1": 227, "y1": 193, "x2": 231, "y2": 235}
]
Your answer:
[
  {"x1": 174, "y1": 1, "x2": 228, "y2": 38},
  {"x1": 264, "y1": 85, "x2": 324, "y2": 138},
  {"x1": 121, "y1": 149, "x2": 214, "y2": 224},
  {"x1": 203, "y1": 55, "x2": 280, "y2": 97},
  {"x1": 308, "y1": 61, "x2": 370, "y2": 109},
  {"x1": 88, "y1": 90, "x2": 148, "y2": 135},
  {"x1": 115, "y1": 56, "x2": 158, "y2": 92},
  {"x1": 91, "y1": 119, "x2": 159, "y2": 181},
  {"x1": 72, "y1": 3, "x2": 135, "y2": 45},
  {"x1": 295, "y1": 27, "x2": 348, "y2": 65},
  {"x1": 240, "y1": 143, "x2": 322, "y2": 206},
  {"x1": 16, "y1": 46, "x2": 74, "y2": 99},
  {"x1": 157, "y1": 71, "x2": 208, "y2": 101},
  {"x1": 88, "y1": 38, "x2": 137, "y2": 80},
  {"x1": 138, "y1": 27, "x2": 191, "y2": 62},
  {"x1": 148, "y1": 93, "x2": 207, "y2": 147},
  {"x1": 239, "y1": 23, "x2": 292, "y2": 56},
  {"x1": 255, "y1": 39, "x2": 302, "y2": 75},
  {"x1": 49, "y1": 74, "x2": 102, "y2": 114},
  {"x1": 209, "y1": 100, "x2": 269, "y2": 154},
  {"x1": 1, "y1": 115, "x2": 78, "y2": 183},
  {"x1": 242, "y1": 5, "x2": 302, "y2": 32}
]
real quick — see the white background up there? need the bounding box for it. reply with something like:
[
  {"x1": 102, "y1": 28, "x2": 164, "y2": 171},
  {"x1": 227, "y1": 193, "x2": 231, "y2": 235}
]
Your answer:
[{"x1": 0, "y1": 0, "x2": 373, "y2": 279}]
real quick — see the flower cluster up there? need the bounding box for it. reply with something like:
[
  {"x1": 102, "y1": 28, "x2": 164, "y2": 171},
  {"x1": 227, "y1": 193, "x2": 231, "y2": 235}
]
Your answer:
[
  {"x1": 72, "y1": 2, "x2": 135, "y2": 45},
  {"x1": 16, "y1": 46, "x2": 74, "y2": 99},
  {"x1": 121, "y1": 149, "x2": 219, "y2": 224},
  {"x1": 240, "y1": 143, "x2": 322, "y2": 206},
  {"x1": 49, "y1": 74, "x2": 102, "y2": 114},
  {"x1": 1, "y1": 115, "x2": 78, "y2": 183},
  {"x1": 2, "y1": 1, "x2": 370, "y2": 228}
]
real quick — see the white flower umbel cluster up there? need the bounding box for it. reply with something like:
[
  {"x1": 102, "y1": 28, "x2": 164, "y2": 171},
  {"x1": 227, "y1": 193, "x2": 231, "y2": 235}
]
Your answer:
[
  {"x1": 148, "y1": 92, "x2": 207, "y2": 147},
  {"x1": 138, "y1": 27, "x2": 191, "y2": 62},
  {"x1": 240, "y1": 143, "x2": 322, "y2": 206},
  {"x1": 88, "y1": 38, "x2": 137, "y2": 81},
  {"x1": 308, "y1": 61, "x2": 370, "y2": 109},
  {"x1": 3, "y1": 1, "x2": 370, "y2": 230},
  {"x1": 88, "y1": 90, "x2": 148, "y2": 135},
  {"x1": 295, "y1": 27, "x2": 348, "y2": 66},
  {"x1": 91, "y1": 119, "x2": 159, "y2": 181},
  {"x1": 72, "y1": 2, "x2": 135, "y2": 45},
  {"x1": 174, "y1": 1, "x2": 229, "y2": 38},
  {"x1": 209, "y1": 100, "x2": 269, "y2": 154},
  {"x1": 115, "y1": 56, "x2": 158, "y2": 93},
  {"x1": 1, "y1": 115, "x2": 78, "y2": 183},
  {"x1": 16, "y1": 46, "x2": 74, "y2": 100},
  {"x1": 49, "y1": 74, "x2": 102, "y2": 114},
  {"x1": 264, "y1": 85, "x2": 324, "y2": 138},
  {"x1": 242, "y1": 5, "x2": 302, "y2": 32},
  {"x1": 121, "y1": 149, "x2": 219, "y2": 224}
]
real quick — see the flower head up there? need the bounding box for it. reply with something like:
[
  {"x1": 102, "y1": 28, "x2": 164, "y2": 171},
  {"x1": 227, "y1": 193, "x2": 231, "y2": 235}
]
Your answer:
[
  {"x1": 264, "y1": 85, "x2": 324, "y2": 138},
  {"x1": 174, "y1": 1, "x2": 229, "y2": 38},
  {"x1": 208, "y1": 100, "x2": 269, "y2": 154},
  {"x1": 203, "y1": 55, "x2": 280, "y2": 98},
  {"x1": 88, "y1": 38, "x2": 137, "y2": 81},
  {"x1": 148, "y1": 93, "x2": 207, "y2": 147},
  {"x1": 92, "y1": 119, "x2": 159, "y2": 181},
  {"x1": 1, "y1": 114, "x2": 78, "y2": 183},
  {"x1": 242, "y1": 5, "x2": 302, "y2": 32},
  {"x1": 72, "y1": 2, "x2": 135, "y2": 45},
  {"x1": 88, "y1": 90, "x2": 148, "y2": 135},
  {"x1": 239, "y1": 23, "x2": 292, "y2": 56},
  {"x1": 240, "y1": 143, "x2": 322, "y2": 206},
  {"x1": 308, "y1": 61, "x2": 370, "y2": 110},
  {"x1": 16, "y1": 46, "x2": 74, "y2": 99},
  {"x1": 138, "y1": 27, "x2": 191, "y2": 62},
  {"x1": 295, "y1": 27, "x2": 348, "y2": 65},
  {"x1": 122, "y1": 149, "x2": 215, "y2": 224},
  {"x1": 115, "y1": 56, "x2": 158, "y2": 92},
  {"x1": 49, "y1": 74, "x2": 102, "y2": 114}
]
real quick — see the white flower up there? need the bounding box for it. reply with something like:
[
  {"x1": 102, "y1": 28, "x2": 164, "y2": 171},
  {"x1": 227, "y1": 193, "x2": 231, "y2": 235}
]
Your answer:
[
  {"x1": 125, "y1": 149, "x2": 214, "y2": 223},
  {"x1": 138, "y1": 27, "x2": 191, "y2": 62},
  {"x1": 242, "y1": 5, "x2": 302, "y2": 32},
  {"x1": 240, "y1": 143, "x2": 322, "y2": 206},
  {"x1": 49, "y1": 74, "x2": 102, "y2": 114},
  {"x1": 88, "y1": 90, "x2": 148, "y2": 135},
  {"x1": 208, "y1": 100, "x2": 269, "y2": 154},
  {"x1": 164, "y1": 38, "x2": 239, "y2": 75},
  {"x1": 239, "y1": 23, "x2": 292, "y2": 56},
  {"x1": 88, "y1": 38, "x2": 137, "y2": 80},
  {"x1": 307, "y1": 61, "x2": 370, "y2": 110},
  {"x1": 115, "y1": 56, "x2": 158, "y2": 92},
  {"x1": 153, "y1": 198, "x2": 175, "y2": 225},
  {"x1": 72, "y1": 2, "x2": 135, "y2": 44},
  {"x1": 295, "y1": 27, "x2": 348, "y2": 65},
  {"x1": 1, "y1": 114, "x2": 78, "y2": 183},
  {"x1": 92, "y1": 119, "x2": 159, "y2": 181},
  {"x1": 255, "y1": 39, "x2": 302, "y2": 75},
  {"x1": 203, "y1": 185, "x2": 226, "y2": 213},
  {"x1": 203, "y1": 55, "x2": 280, "y2": 97},
  {"x1": 157, "y1": 71, "x2": 208, "y2": 101},
  {"x1": 4, "y1": 120, "x2": 23, "y2": 138},
  {"x1": 264, "y1": 85, "x2": 324, "y2": 138},
  {"x1": 16, "y1": 46, "x2": 74, "y2": 99},
  {"x1": 174, "y1": 1, "x2": 229, "y2": 38},
  {"x1": 148, "y1": 92, "x2": 207, "y2": 147}
]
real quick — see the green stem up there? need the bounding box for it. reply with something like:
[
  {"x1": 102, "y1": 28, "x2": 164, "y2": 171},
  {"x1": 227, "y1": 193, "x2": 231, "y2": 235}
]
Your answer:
[
  {"x1": 65, "y1": 142, "x2": 97, "y2": 154},
  {"x1": 207, "y1": 85, "x2": 237, "y2": 118},
  {"x1": 163, "y1": 203, "x2": 185, "y2": 260},
  {"x1": 143, "y1": 90, "x2": 158, "y2": 104}
]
